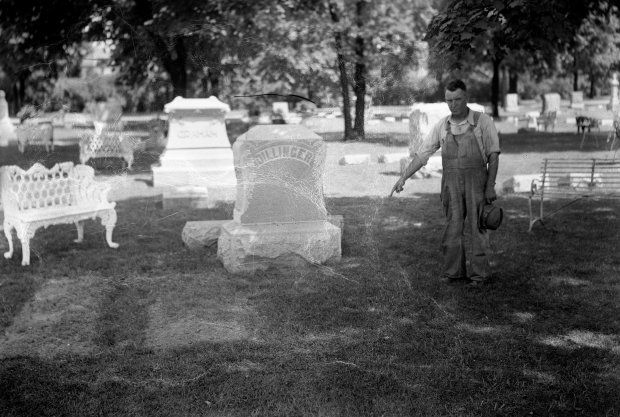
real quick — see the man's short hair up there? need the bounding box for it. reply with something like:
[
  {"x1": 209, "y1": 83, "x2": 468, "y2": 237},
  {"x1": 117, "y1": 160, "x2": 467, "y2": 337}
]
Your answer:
[{"x1": 445, "y1": 79, "x2": 467, "y2": 92}]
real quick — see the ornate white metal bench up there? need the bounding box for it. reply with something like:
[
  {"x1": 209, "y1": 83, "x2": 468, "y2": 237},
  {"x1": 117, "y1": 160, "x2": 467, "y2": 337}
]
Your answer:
[
  {"x1": 529, "y1": 158, "x2": 620, "y2": 231},
  {"x1": 0, "y1": 162, "x2": 119, "y2": 266},
  {"x1": 16, "y1": 120, "x2": 54, "y2": 153},
  {"x1": 79, "y1": 121, "x2": 137, "y2": 169}
]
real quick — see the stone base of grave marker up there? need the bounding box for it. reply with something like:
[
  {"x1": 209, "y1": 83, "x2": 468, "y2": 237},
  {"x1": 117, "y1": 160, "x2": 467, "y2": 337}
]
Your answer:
[
  {"x1": 154, "y1": 159, "x2": 237, "y2": 209},
  {"x1": 182, "y1": 219, "x2": 228, "y2": 249},
  {"x1": 217, "y1": 220, "x2": 341, "y2": 273},
  {"x1": 185, "y1": 215, "x2": 344, "y2": 252}
]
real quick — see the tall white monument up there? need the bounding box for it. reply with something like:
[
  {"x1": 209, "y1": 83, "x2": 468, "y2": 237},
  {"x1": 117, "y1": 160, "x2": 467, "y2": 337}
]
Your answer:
[
  {"x1": 609, "y1": 73, "x2": 619, "y2": 112},
  {"x1": 0, "y1": 90, "x2": 17, "y2": 147},
  {"x1": 217, "y1": 124, "x2": 341, "y2": 273},
  {"x1": 152, "y1": 96, "x2": 236, "y2": 208}
]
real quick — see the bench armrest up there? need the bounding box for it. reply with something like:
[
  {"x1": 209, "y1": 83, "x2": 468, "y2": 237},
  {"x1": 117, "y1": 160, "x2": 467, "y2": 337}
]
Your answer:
[
  {"x1": 530, "y1": 178, "x2": 540, "y2": 196},
  {"x1": 76, "y1": 181, "x2": 113, "y2": 205},
  {"x1": 1, "y1": 186, "x2": 22, "y2": 212}
]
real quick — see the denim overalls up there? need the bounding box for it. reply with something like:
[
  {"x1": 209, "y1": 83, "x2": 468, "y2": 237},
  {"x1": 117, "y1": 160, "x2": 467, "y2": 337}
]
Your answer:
[{"x1": 440, "y1": 113, "x2": 491, "y2": 279}]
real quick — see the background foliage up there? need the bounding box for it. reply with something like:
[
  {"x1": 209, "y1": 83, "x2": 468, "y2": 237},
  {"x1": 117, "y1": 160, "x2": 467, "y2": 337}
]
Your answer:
[{"x1": 1, "y1": 0, "x2": 620, "y2": 132}]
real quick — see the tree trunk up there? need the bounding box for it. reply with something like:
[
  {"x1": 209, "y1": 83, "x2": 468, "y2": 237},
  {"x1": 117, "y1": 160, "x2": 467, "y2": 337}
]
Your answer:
[
  {"x1": 589, "y1": 72, "x2": 596, "y2": 98},
  {"x1": 168, "y1": 40, "x2": 188, "y2": 98},
  {"x1": 501, "y1": 65, "x2": 508, "y2": 107},
  {"x1": 329, "y1": 2, "x2": 353, "y2": 140},
  {"x1": 14, "y1": 72, "x2": 28, "y2": 113},
  {"x1": 573, "y1": 49, "x2": 579, "y2": 91},
  {"x1": 12, "y1": 83, "x2": 20, "y2": 115},
  {"x1": 202, "y1": 69, "x2": 220, "y2": 98},
  {"x1": 492, "y1": 57, "x2": 502, "y2": 117},
  {"x1": 573, "y1": 71, "x2": 579, "y2": 91},
  {"x1": 352, "y1": 0, "x2": 366, "y2": 140},
  {"x1": 210, "y1": 73, "x2": 220, "y2": 98},
  {"x1": 336, "y1": 41, "x2": 353, "y2": 140},
  {"x1": 508, "y1": 71, "x2": 518, "y2": 93},
  {"x1": 149, "y1": 33, "x2": 188, "y2": 98},
  {"x1": 307, "y1": 81, "x2": 314, "y2": 105}
]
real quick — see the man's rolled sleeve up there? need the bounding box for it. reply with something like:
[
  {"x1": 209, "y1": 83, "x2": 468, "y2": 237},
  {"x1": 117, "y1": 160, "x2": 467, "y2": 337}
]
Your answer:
[
  {"x1": 413, "y1": 120, "x2": 442, "y2": 165},
  {"x1": 479, "y1": 114, "x2": 501, "y2": 156}
]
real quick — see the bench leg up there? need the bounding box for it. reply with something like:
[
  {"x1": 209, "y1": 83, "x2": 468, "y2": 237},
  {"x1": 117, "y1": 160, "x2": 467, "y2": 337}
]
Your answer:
[
  {"x1": 580, "y1": 131, "x2": 587, "y2": 150},
  {"x1": 3, "y1": 221, "x2": 14, "y2": 260},
  {"x1": 16, "y1": 224, "x2": 36, "y2": 266},
  {"x1": 100, "y1": 209, "x2": 119, "y2": 249},
  {"x1": 528, "y1": 195, "x2": 544, "y2": 232},
  {"x1": 74, "y1": 220, "x2": 85, "y2": 243},
  {"x1": 20, "y1": 239, "x2": 31, "y2": 266},
  {"x1": 528, "y1": 196, "x2": 536, "y2": 231}
]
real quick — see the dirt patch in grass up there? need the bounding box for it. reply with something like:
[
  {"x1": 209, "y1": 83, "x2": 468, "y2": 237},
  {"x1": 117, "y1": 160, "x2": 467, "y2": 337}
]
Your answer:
[{"x1": 144, "y1": 273, "x2": 259, "y2": 350}]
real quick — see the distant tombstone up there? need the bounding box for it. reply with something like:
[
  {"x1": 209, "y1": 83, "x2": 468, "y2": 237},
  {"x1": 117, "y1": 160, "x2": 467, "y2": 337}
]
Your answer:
[
  {"x1": 542, "y1": 93, "x2": 561, "y2": 114},
  {"x1": 217, "y1": 124, "x2": 341, "y2": 273},
  {"x1": 608, "y1": 73, "x2": 619, "y2": 111},
  {"x1": 151, "y1": 96, "x2": 236, "y2": 209},
  {"x1": 525, "y1": 111, "x2": 539, "y2": 130},
  {"x1": 272, "y1": 101, "x2": 289, "y2": 116},
  {"x1": 570, "y1": 91, "x2": 584, "y2": 110},
  {"x1": 0, "y1": 90, "x2": 17, "y2": 146},
  {"x1": 86, "y1": 98, "x2": 123, "y2": 126},
  {"x1": 100, "y1": 98, "x2": 123, "y2": 124},
  {"x1": 504, "y1": 93, "x2": 519, "y2": 112},
  {"x1": 502, "y1": 174, "x2": 542, "y2": 193}
]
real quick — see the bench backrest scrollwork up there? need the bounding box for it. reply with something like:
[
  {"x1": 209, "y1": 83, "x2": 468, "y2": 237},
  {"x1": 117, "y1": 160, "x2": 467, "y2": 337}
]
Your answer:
[{"x1": 0, "y1": 163, "x2": 96, "y2": 212}]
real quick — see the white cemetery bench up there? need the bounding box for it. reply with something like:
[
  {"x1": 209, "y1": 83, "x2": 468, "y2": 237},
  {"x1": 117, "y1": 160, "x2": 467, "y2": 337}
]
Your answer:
[
  {"x1": 0, "y1": 162, "x2": 119, "y2": 266},
  {"x1": 536, "y1": 111, "x2": 557, "y2": 132},
  {"x1": 16, "y1": 120, "x2": 54, "y2": 153},
  {"x1": 576, "y1": 116, "x2": 602, "y2": 149},
  {"x1": 606, "y1": 119, "x2": 620, "y2": 152},
  {"x1": 528, "y1": 158, "x2": 620, "y2": 231},
  {"x1": 79, "y1": 121, "x2": 138, "y2": 169}
]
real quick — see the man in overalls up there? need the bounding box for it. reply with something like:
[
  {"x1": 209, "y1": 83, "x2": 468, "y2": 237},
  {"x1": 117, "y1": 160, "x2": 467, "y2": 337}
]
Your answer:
[{"x1": 390, "y1": 79, "x2": 500, "y2": 284}]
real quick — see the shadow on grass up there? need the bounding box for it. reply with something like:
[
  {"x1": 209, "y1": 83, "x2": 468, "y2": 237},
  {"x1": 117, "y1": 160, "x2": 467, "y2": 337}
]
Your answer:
[
  {"x1": 498, "y1": 132, "x2": 618, "y2": 154},
  {"x1": 0, "y1": 195, "x2": 618, "y2": 416},
  {"x1": 319, "y1": 131, "x2": 411, "y2": 146}
]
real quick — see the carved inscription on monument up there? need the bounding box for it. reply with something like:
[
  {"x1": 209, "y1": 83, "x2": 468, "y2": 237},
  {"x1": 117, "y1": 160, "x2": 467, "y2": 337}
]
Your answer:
[
  {"x1": 253, "y1": 143, "x2": 317, "y2": 167},
  {"x1": 167, "y1": 117, "x2": 226, "y2": 149}
]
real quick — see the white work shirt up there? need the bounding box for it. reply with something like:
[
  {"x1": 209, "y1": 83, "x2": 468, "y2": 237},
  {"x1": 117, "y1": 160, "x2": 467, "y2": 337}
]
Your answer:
[{"x1": 415, "y1": 109, "x2": 501, "y2": 166}]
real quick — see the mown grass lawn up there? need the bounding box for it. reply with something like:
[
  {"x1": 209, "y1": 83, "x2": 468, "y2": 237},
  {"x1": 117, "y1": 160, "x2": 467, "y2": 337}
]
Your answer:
[
  {"x1": 0, "y1": 129, "x2": 619, "y2": 416},
  {"x1": 0, "y1": 192, "x2": 618, "y2": 416}
]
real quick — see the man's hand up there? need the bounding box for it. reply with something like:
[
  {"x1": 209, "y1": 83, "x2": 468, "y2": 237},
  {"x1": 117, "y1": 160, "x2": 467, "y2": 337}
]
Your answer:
[
  {"x1": 390, "y1": 177, "x2": 406, "y2": 197},
  {"x1": 485, "y1": 183, "x2": 497, "y2": 203}
]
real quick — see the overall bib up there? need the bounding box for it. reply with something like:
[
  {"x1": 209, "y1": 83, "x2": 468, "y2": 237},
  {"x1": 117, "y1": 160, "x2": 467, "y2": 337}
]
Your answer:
[{"x1": 440, "y1": 117, "x2": 491, "y2": 279}]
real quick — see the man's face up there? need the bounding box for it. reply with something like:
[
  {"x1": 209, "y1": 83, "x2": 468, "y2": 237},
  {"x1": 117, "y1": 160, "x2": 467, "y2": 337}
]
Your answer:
[{"x1": 445, "y1": 88, "x2": 468, "y2": 118}]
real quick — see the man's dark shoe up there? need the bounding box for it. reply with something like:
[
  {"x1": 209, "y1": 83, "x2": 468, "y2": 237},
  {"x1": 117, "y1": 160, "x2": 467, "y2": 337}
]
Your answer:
[
  {"x1": 467, "y1": 276, "x2": 491, "y2": 287},
  {"x1": 441, "y1": 276, "x2": 470, "y2": 284}
]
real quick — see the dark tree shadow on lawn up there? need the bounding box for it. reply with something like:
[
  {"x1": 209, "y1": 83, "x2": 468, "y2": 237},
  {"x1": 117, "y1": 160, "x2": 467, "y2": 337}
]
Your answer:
[
  {"x1": 0, "y1": 195, "x2": 619, "y2": 416},
  {"x1": 499, "y1": 132, "x2": 615, "y2": 154}
]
